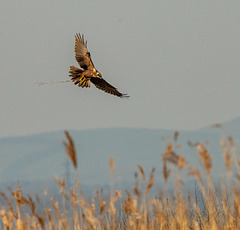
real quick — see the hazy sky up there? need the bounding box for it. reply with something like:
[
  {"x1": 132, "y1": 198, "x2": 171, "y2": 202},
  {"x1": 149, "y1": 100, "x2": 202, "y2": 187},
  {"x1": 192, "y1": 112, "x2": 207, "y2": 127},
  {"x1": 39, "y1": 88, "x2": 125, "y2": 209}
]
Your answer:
[{"x1": 1, "y1": 1, "x2": 240, "y2": 137}]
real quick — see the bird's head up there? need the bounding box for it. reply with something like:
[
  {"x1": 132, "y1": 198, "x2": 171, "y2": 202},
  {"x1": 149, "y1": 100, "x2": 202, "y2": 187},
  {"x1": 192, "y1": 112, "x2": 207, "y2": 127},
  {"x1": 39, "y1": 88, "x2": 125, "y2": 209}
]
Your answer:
[{"x1": 96, "y1": 71, "x2": 102, "y2": 78}]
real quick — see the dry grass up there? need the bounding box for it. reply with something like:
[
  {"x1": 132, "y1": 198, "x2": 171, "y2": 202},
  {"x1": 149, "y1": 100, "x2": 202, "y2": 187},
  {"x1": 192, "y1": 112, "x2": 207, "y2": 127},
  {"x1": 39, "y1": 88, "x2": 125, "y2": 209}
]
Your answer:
[{"x1": 0, "y1": 131, "x2": 240, "y2": 229}]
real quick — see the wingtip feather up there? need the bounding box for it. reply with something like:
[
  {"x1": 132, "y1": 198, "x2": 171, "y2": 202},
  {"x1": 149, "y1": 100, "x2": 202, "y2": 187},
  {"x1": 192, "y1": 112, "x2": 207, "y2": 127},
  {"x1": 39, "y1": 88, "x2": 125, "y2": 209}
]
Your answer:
[
  {"x1": 120, "y1": 94, "x2": 130, "y2": 99},
  {"x1": 75, "y1": 33, "x2": 87, "y2": 47}
]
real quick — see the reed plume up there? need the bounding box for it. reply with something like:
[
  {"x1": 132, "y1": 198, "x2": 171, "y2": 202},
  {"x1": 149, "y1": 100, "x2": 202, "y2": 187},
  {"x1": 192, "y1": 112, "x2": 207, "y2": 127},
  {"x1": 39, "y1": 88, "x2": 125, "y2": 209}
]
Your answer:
[{"x1": 63, "y1": 131, "x2": 77, "y2": 169}]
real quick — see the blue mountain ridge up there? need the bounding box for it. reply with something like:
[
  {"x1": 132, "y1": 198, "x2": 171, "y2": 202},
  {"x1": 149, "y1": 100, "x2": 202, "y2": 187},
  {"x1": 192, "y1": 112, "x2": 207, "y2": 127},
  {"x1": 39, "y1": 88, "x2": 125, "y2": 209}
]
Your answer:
[{"x1": 0, "y1": 117, "x2": 240, "y2": 193}]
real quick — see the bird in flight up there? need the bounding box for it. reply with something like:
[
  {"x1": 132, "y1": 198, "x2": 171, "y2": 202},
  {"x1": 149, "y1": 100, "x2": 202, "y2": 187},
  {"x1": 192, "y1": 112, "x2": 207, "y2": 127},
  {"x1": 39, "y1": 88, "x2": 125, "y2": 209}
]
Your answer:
[{"x1": 69, "y1": 33, "x2": 129, "y2": 98}]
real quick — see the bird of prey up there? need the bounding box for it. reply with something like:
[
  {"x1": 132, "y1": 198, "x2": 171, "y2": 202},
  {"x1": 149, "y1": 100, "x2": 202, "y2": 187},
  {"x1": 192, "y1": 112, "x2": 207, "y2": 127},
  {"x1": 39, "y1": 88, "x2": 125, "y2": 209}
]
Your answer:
[{"x1": 69, "y1": 33, "x2": 129, "y2": 98}]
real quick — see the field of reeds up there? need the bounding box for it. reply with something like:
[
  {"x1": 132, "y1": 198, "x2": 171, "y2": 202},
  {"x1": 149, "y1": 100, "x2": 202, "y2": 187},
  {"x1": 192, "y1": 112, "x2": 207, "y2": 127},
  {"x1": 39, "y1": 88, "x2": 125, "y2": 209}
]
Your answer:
[{"x1": 1, "y1": 131, "x2": 240, "y2": 229}]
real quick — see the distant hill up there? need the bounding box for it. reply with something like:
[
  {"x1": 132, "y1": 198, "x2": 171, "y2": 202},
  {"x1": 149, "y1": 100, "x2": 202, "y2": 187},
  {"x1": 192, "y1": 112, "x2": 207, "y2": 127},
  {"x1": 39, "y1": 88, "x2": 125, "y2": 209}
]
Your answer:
[{"x1": 0, "y1": 117, "x2": 240, "y2": 191}]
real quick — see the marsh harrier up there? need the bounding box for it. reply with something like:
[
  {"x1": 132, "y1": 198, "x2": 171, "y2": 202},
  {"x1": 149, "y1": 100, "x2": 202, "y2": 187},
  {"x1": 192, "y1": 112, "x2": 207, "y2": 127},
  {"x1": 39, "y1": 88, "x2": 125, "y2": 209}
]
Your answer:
[{"x1": 69, "y1": 34, "x2": 129, "y2": 98}]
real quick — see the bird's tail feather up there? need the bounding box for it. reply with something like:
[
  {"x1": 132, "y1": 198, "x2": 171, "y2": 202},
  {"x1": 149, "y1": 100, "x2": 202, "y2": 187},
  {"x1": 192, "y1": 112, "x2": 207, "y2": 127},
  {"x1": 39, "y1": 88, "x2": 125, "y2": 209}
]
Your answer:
[{"x1": 69, "y1": 66, "x2": 90, "y2": 88}]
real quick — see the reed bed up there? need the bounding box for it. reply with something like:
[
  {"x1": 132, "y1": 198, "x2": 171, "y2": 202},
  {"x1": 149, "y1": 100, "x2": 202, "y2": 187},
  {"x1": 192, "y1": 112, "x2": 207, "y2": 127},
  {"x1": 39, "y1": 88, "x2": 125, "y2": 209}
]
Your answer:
[{"x1": 0, "y1": 131, "x2": 240, "y2": 229}]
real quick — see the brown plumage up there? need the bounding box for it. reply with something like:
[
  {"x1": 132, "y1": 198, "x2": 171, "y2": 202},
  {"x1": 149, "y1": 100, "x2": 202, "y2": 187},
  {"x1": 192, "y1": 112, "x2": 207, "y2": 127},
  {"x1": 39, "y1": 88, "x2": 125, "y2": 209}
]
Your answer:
[{"x1": 69, "y1": 33, "x2": 129, "y2": 98}]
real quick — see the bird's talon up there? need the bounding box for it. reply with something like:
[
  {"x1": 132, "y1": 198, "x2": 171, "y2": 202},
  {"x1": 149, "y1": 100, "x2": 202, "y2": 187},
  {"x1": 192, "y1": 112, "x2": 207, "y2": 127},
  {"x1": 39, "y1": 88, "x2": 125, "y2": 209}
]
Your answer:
[{"x1": 79, "y1": 76, "x2": 85, "y2": 83}]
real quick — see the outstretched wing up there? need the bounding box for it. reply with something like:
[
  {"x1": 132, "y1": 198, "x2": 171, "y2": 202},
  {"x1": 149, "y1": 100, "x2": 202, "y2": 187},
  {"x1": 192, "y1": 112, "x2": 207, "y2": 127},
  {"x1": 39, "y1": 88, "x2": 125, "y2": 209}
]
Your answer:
[
  {"x1": 74, "y1": 33, "x2": 95, "y2": 70},
  {"x1": 90, "y1": 78, "x2": 129, "y2": 98}
]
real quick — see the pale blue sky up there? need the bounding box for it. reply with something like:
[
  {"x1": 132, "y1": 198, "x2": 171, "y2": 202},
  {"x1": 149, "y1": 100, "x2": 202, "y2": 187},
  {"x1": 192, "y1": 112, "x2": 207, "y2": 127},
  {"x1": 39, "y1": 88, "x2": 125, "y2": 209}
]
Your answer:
[{"x1": 1, "y1": 0, "x2": 240, "y2": 137}]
